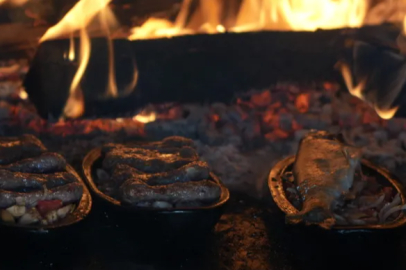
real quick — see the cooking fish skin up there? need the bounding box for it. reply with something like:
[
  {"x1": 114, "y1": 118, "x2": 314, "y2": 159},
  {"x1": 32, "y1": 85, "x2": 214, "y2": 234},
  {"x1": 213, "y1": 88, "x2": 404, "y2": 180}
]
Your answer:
[{"x1": 286, "y1": 130, "x2": 361, "y2": 229}]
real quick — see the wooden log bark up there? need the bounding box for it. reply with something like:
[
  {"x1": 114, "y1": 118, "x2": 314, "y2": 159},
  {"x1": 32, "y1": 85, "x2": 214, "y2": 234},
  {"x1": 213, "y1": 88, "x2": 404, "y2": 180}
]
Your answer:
[{"x1": 23, "y1": 24, "x2": 402, "y2": 119}]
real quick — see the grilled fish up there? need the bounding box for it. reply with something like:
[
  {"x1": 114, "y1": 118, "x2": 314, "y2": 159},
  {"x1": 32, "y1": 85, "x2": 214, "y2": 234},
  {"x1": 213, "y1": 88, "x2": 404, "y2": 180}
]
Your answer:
[{"x1": 286, "y1": 131, "x2": 362, "y2": 229}]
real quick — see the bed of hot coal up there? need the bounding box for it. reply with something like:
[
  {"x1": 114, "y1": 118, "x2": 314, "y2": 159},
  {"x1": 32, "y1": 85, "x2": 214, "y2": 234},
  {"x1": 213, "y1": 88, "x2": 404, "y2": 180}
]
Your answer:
[{"x1": 2, "y1": 61, "x2": 406, "y2": 270}]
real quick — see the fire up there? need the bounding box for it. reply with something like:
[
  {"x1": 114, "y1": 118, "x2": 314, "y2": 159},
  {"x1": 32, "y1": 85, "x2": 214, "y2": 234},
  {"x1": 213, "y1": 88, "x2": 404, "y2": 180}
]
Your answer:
[
  {"x1": 18, "y1": 89, "x2": 28, "y2": 100},
  {"x1": 235, "y1": 0, "x2": 366, "y2": 32},
  {"x1": 35, "y1": 0, "x2": 406, "y2": 120},
  {"x1": 0, "y1": 0, "x2": 27, "y2": 5},
  {"x1": 129, "y1": 0, "x2": 368, "y2": 40},
  {"x1": 339, "y1": 62, "x2": 399, "y2": 120},
  {"x1": 129, "y1": 18, "x2": 187, "y2": 40},
  {"x1": 133, "y1": 112, "x2": 157, "y2": 124},
  {"x1": 40, "y1": 0, "x2": 112, "y2": 42},
  {"x1": 39, "y1": 0, "x2": 117, "y2": 119}
]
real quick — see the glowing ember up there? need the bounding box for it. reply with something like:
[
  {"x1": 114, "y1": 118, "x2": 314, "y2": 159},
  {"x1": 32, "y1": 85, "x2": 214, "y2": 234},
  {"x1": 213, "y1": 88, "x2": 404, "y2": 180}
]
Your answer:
[
  {"x1": 133, "y1": 112, "x2": 157, "y2": 124},
  {"x1": 295, "y1": 93, "x2": 309, "y2": 113}
]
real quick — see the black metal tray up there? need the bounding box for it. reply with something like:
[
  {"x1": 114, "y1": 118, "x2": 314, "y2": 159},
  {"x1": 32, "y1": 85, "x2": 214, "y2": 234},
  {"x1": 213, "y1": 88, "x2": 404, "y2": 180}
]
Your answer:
[
  {"x1": 82, "y1": 147, "x2": 230, "y2": 235},
  {"x1": 269, "y1": 155, "x2": 406, "y2": 231},
  {"x1": 0, "y1": 163, "x2": 92, "y2": 234}
]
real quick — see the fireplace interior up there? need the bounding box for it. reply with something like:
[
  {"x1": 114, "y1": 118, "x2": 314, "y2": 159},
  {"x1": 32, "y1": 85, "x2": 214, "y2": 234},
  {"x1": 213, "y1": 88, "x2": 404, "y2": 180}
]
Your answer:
[{"x1": 2, "y1": 0, "x2": 406, "y2": 270}]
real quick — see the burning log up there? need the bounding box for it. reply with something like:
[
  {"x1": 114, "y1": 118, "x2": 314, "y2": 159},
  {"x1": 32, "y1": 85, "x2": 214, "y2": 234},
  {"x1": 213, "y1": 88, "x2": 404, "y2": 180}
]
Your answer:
[
  {"x1": 339, "y1": 27, "x2": 406, "y2": 118},
  {"x1": 24, "y1": 24, "x2": 400, "y2": 119}
]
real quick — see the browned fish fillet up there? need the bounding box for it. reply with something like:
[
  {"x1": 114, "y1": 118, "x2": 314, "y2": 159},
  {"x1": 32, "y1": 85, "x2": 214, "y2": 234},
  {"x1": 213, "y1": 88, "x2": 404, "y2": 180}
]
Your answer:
[
  {"x1": 119, "y1": 179, "x2": 221, "y2": 207},
  {"x1": 286, "y1": 130, "x2": 361, "y2": 229},
  {"x1": 0, "y1": 182, "x2": 83, "y2": 208},
  {"x1": 0, "y1": 134, "x2": 46, "y2": 165},
  {"x1": 0, "y1": 170, "x2": 78, "y2": 191},
  {"x1": 103, "y1": 147, "x2": 198, "y2": 173},
  {"x1": 3, "y1": 153, "x2": 67, "y2": 173}
]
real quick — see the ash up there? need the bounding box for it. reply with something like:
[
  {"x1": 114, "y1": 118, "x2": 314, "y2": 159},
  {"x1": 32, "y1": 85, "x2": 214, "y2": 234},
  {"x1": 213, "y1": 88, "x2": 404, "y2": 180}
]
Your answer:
[
  {"x1": 1, "y1": 61, "x2": 406, "y2": 198},
  {"x1": 142, "y1": 83, "x2": 406, "y2": 197}
]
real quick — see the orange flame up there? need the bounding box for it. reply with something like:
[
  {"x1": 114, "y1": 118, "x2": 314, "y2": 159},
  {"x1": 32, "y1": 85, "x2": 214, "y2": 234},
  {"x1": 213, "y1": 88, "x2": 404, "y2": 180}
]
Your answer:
[
  {"x1": 133, "y1": 112, "x2": 157, "y2": 124},
  {"x1": 129, "y1": 0, "x2": 368, "y2": 40},
  {"x1": 128, "y1": 0, "x2": 193, "y2": 40},
  {"x1": 62, "y1": 27, "x2": 89, "y2": 119},
  {"x1": 39, "y1": 0, "x2": 121, "y2": 119},
  {"x1": 40, "y1": 0, "x2": 112, "y2": 42},
  {"x1": 18, "y1": 89, "x2": 28, "y2": 100},
  {"x1": 0, "y1": 0, "x2": 28, "y2": 5},
  {"x1": 98, "y1": 7, "x2": 118, "y2": 98},
  {"x1": 40, "y1": 0, "x2": 111, "y2": 119},
  {"x1": 339, "y1": 62, "x2": 399, "y2": 120}
]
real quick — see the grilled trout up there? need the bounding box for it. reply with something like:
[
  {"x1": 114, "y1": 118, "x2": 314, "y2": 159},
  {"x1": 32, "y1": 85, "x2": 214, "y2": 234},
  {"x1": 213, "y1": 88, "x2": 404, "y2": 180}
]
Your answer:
[{"x1": 286, "y1": 131, "x2": 362, "y2": 229}]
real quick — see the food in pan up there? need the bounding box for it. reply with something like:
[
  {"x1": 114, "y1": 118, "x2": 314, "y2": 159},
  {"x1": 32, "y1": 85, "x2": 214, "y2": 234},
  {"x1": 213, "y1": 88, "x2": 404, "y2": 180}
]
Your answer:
[
  {"x1": 120, "y1": 180, "x2": 221, "y2": 208},
  {"x1": 0, "y1": 134, "x2": 46, "y2": 164},
  {"x1": 97, "y1": 136, "x2": 222, "y2": 208},
  {"x1": 283, "y1": 130, "x2": 406, "y2": 229},
  {"x1": 0, "y1": 135, "x2": 83, "y2": 226},
  {"x1": 102, "y1": 136, "x2": 195, "y2": 154},
  {"x1": 103, "y1": 146, "x2": 199, "y2": 173},
  {"x1": 4, "y1": 152, "x2": 67, "y2": 173}
]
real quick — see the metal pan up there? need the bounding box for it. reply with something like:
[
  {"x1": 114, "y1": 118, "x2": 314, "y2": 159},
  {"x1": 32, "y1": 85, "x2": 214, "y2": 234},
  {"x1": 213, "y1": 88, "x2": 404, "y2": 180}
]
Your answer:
[
  {"x1": 82, "y1": 147, "x2": 230, "y2": 235},
  {"x1": 269, "y1": 155, "x2": 406, "y2": 231},
  {"x1": 0, "y1": 164, "x2": 92, "y2": 234}
]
